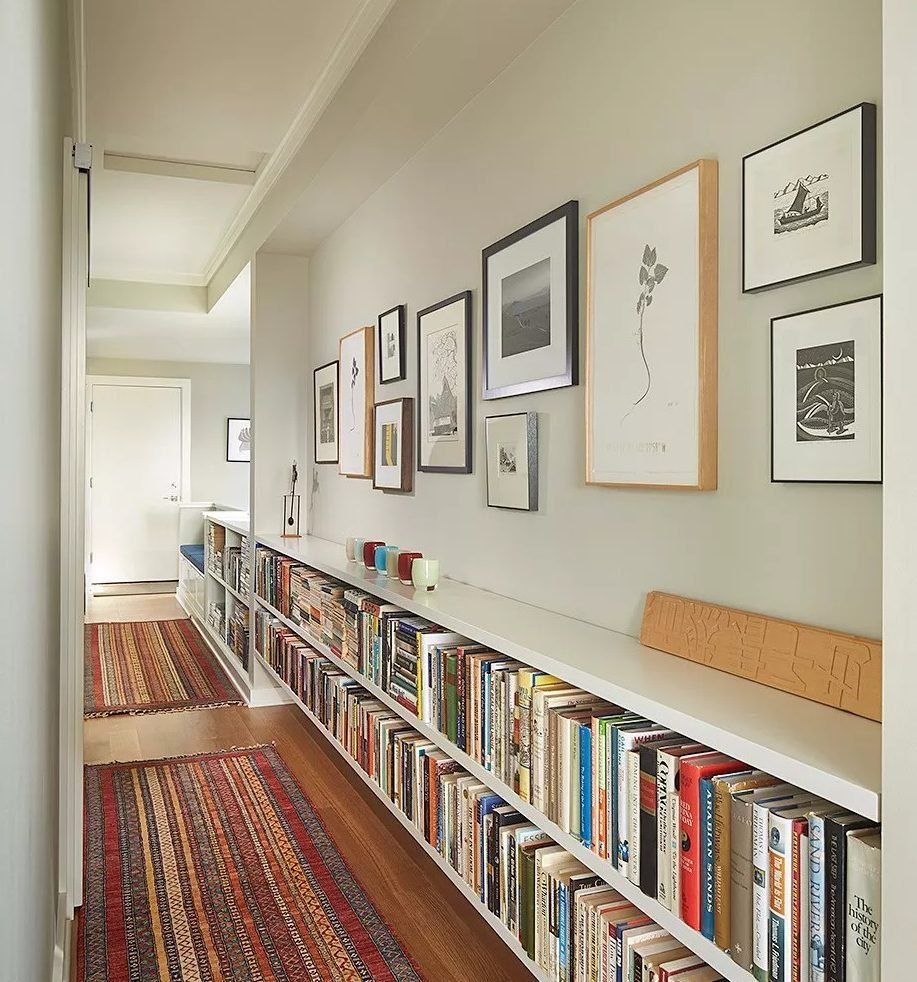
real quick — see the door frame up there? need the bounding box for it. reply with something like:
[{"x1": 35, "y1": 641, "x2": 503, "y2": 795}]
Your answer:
[{"x1": 86, "y1": 375, "x2": 192, "y2": 586}]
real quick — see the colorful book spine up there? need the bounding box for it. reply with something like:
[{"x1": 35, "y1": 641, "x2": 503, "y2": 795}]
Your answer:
[
  {"x1": 580, "y1": 723, "x2": 593, "y2": 848},
  {"x1": 768, "y1": 811, "x2": 804, "y2": 982},
  {"x1": 845, "y1": 832, "x2": 880, "y2": 982},
  {"x1": 699, "y1": 777, "x2": 716, "y2": 940},
  {"x1": 809, "y1": 814, "x2": 829, "y2": 982}
]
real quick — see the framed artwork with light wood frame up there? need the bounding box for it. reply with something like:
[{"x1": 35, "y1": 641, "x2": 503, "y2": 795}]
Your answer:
[
  {"x1": 373, "y1": 397, "x2": 414, "y2": 492},
  {"x1": 585, "y1": 159, "x2": 718, "y2": 490},
  {"x1": 338, "y1": 326, "x2": 374, "y2": 478}
]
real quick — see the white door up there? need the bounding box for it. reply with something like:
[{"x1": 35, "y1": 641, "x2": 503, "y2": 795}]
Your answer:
[{"x1": 89, "y1": 379, "x2": 189, "y2": 583}]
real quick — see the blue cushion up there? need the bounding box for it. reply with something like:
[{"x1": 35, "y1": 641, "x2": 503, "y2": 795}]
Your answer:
[{"x1": 180, "y1": 543, "x2": 206, "y2": 574}]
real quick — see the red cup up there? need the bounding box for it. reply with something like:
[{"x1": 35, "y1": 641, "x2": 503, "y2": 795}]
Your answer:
[
  {"x1": 397, "y1": 551, "x2": 423, "y2": 585},
  {"x1": 363, "y1": 541, "x2": 384, "y2": 569}
]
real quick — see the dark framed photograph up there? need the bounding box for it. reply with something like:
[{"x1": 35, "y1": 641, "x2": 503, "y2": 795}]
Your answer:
[
  {"x1": 378, "y1": 304, "x2": 407, "y2": 384},
  {"x1": 417, "y1": 291, "x2": 473, "y2": 474},
  {"x1": 313, "y1": 360, "x2": 339, "y2": 464},
  {"x1": 482, "y1": 200, "x2": 578, "y2": 399},
  {"x1": 771, "y1": 295, "x2": 882, "y2": 484},
  {"x1": 226, "y1": 417, "x2": 251, "y2": 462},
  {"x1": 743, "y1": 103, "x2": 877, "y2": 292},
  {"x1": 373, "y1": 397, "x2": 414, "y2": 492},
  {"x1": 485, "y1": 412, "x2": 538, "y2": 510}
]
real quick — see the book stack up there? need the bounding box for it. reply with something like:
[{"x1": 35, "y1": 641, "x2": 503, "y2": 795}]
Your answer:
[
  {"x1": 238, "y1": 535, "x2": 251, "y2": 598},
  {"x1": 206, "y1": 521, "x2": 225, "y2": 576},
  {"x1": 228, "y1": 600, "x2": 249, "y2": 669},
  {"x1": 225, "y1": 545, "x2": 241, "y2": 589}
]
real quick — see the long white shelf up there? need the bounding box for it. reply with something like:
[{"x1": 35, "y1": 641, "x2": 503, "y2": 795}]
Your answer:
[
  {"x1": 204, "y1": 510, "x2": 250, "y2": 536},
  {"x1": 253, "y1": 645, "x2": 547, "y2": 982},
  {"x1": 255, "y1": 533, "x2": 881, "y2": 822},
  {"x1": 254, "y1": 595, "x2": 746, "y2": 982}
]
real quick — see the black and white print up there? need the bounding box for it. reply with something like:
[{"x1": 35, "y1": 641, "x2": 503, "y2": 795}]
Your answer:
[
  {"x1": 378, "y1": 305, "x2": 406, "y2": 384},
  {"x1": 501, "y1": 258, "x2": 551, "y2": 357},
  {"x1": 796, "y1": 340, "x2": 854, "y2": 442},
  {"x1": 774, "y1": 175, "x2": 829, "y2": 235},
  {"x1": 485, "y1": 412, "x2": 538, "y2": 510},
  {"x1": 226, "y1": 418, "x2": 251, "y2": 462},
  {"x1": 426, "y1": 325, "x2": 459, "y2": 441},
  {"x1": 319, "y1": 383, "x2": 335, "y2": 443},
  {"x1": 498, "y1": 443, "x2": 517, "y2": 474},
  {"x1": 313, "y1": 360, "x2": 339, "y2": 464}
]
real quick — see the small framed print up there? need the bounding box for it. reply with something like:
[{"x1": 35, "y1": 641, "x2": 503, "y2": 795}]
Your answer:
[
  {"x1": 373, "y1": 397, "x2": 413, "y2": 492},
  {"x1": 417, "y1": 291, "x2": 472, "y2": 474},
  {"x1": 226, "y1": 417, "x2": 251, "y2": 462},
  {"x1": 743, "y1": 103, "x2": 877, "y2": 292},
  {"x1": 378, "y1": 304, "x2": 407, "y2": 384},
  {"x1": 771, "y1": 295, "x2": 882, "y2": 484},
  {"x1": 313, "y1": 360, "x2": 339, "y2": 464},
  {"x1": 485, "y1": 412, "x2": 538, "y2": 511},
  {"x1": 339, "y1": 326, "x2": 374, "y2": 478},
  {"x1": 483, "y1": 200, "x2": 578, "y2": 399}
]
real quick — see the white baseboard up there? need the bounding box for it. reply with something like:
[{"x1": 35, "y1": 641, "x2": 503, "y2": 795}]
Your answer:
[{"x1": 51, "y1": 893, "x2": 71, "y2": 982}]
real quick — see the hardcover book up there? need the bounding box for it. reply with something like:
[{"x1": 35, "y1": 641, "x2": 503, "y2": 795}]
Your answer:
[{"x1": 845, "y1": 830, "x2": 880, "y2": 982}]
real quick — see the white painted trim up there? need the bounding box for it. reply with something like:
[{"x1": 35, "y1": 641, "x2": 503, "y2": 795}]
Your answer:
[
  {"x1": 103, "y1": 151, "x2": 259, "y2": 186},
  {"x1": 87, "y1": 279, "x2": 208, "y2": 313},
  {"x1": 66, "y1": 0, "x2": 86, "y2": 143},
  {"x1": 59, "y1": 138, "x2": 87, "y2": 920},
  {"x1": 203, "y1": 0, "x2": 397, "y2": 306}
]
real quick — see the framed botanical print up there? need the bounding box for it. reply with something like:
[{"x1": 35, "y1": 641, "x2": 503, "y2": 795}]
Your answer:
[
  {"x1": 482, "y1": 200, "x2": 578, "y2": 399},
  {"x1": 226, "y1": 418, "x2": 251, "y2": 462},
  {"x1": 485, "y1": 412, "x2": 538, "y2": 511},
  {"x1": 771, "y1": 295, "x2": 882, "y2": 484},
  {"x1": 417, "y1": 291, "x2": 472, "y2": 474},
  {"x1": 338, "y1": 326, "x2": 374, "y2": 478},
  {"x1": 313, "y1": 360, "x2": 339, "y2": 464},
  {"x1": 378, "y1": 304, "x2": 407, "y2": 384},
  {"x1": 585, "y1": 159, "x2": 718, "y2": 490},
  {"x1": 743, "y1": 103, "x2": 877, "y2": 292},
  {"x1": 373, "y1": 397, "x2": 414, "y2": 492}
]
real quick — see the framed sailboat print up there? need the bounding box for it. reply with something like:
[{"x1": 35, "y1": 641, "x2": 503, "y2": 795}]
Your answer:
[{"x1": 743, "y1": 103, "x2": 877, "y2": 292}]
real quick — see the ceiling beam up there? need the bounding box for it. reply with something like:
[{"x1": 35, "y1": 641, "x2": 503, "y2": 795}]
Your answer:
[
  {"x1": 103, "y1": 151, "x2": 260, "y2": 185},
  {"x1": 87, "y1": 279, "x2": 207, "y2": 313}
]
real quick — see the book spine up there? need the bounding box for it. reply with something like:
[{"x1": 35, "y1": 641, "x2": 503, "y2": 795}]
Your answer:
[
  {"x1": 768, "y1": 812, "x2": 794, "y2": 982},
  {"x1": 532, "y1": 693, "x2": 547, "y2": 814},
  {"x1": 638, "y1": 749, "x2": 658, "y2": 898},
  {"x1": 700, "y1": 778, "x2": 716, "y2": 940},
  {"x1": 825, "y1": 821, "x2": 851, "y2": 982},
  {"x1": 730, "y1": 796, "x2": 755, "y2": 970},
  {"x1": 678, "y1": 763, "x2": 704, "y2": 929},
  {"x1": 751, "y1": 801, "x2": 771, "y2": 982},
  {"x1": 626, "y1": 749, "x2": 641, "y2": 884},
  {"x1": 845, "y1": 835, "x2": 880, "y2": 982},
  {"x1": 580, "y1": 725, "x2": 593, "y2": 847},
  {"x1": 517, "y1": 673, "x2": 534, "y2": 801},
  {"x1": 656, "y1": 753, "x2": 672, "y2": 908},
  {"x1": 809, "y1": 816, "x2": 828, "y2": 982},
  {"x1": 670, "y1": 791, "x2": 681, "y2": 922},
  {"x1": 597, "y1": 720, "x2": 607, "y2": 859},
  {"x1": 713, "y1": 779, "x2": 732, "y2": 951}
]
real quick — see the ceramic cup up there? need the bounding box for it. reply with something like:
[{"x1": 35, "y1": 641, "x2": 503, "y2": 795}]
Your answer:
[
  {"x1": 374, "y1": 545, "x2": 388, "y2": 574},
  {"x1": 363, "y1": 540, "x2": 384, "y2": 569},
  {"x1": 397, "y1": 551, "x2": 423, "y2": 585},
  {"x1": 354, "y1": 539, "x2": 366, "y2": 565},
  {"x1": 345, "y1": 537, "x2": 357, "y2": 561},
  {"x1": 412, "y1": 558, "x2": 440, "y2": 592},
  {"x1": 384, "y1": 545, "x2": 401, "y2": 578}
]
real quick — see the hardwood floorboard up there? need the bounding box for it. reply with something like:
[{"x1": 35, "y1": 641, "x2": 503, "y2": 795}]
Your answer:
[{"x1": 84, "y1": 701, "x2": 530, "y2": 980}]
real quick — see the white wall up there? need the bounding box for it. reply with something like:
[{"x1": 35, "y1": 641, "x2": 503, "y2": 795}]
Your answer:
[
  {"x1": 0, "y1": 0, "x2": 66, "y2": 977},
  {"x1": 88, "y1": 358, "x2": 251, "y2": 509},
  {"x1": 305, "y1": 0, "x2": 883, "y2": 639}
]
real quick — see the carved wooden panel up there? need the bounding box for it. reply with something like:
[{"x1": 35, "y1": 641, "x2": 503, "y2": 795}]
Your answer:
[{"x1": 640, "y1": 592, "x2": 881, "y2": 721}]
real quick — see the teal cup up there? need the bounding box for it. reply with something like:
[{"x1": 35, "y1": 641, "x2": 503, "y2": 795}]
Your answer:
[{"x1": 374, "y1": 545, "x2": 387, "y2": 573}]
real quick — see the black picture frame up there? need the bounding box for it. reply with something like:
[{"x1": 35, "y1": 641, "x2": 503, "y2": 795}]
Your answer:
[
  {"x1": 377, "y1": 304, "x2": 407, "y2": 385},
  {"x1": 417, "y1": 290, "x2": 473, "y2": 474},
  {"x1": 742, "y1": 103, "x2": 877, "y2": 293},
  {"x1": 312, "y1": 360, "x2": 339, "y2": 465},
  {"x1": 226, "y1": 417, "x2": 251, "y2": 463},
  {"x1": 482, "y1": 199, "x2": 579, "y2": 399},
  {"x1": 770, "y1": 294, "x2": 883, "y2": 484}
]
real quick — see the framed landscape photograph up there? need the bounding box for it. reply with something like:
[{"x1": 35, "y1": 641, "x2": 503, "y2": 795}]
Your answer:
[
  {"x1": 482, "y1": 200, "x2": 578, "y2": 399},
  {"x1": 585, "y1": 159, "x2": 718, "y2": 490},
  {"x1": 485, "y1": 412, "x2": 538, "y2": 511},
  {"x1": 743, "y1": 103, "x2": 877, "y2": 292},
  {"x1": 226, "y1": 417, "x2": 251, "y2": 462},
  {"x1": 417, "y1": 291, "x2": 472, "y2": 474},
  {"x1": 771, "y1": 295, "x2": 882, "y2": 484},
  {"x1": 313, "y1": 360, "x2": 339, "y2": 464},
  {"x1": 373, "y1": 397, "x2": 414, "y2": 492},
  {"x1": 338, "y1": 326, "x2": 374, "y2": 478},
  {"x1": 378, "y1": 304, "x2": 407, "y2": 384}
]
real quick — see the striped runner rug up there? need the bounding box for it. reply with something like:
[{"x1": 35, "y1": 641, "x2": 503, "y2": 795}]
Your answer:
[
  {"x1": 77, "y1": 746, "x2": 424, "y2": 982},
  {"x1": 85, "y1": 619, "x2": 242, "y2": 717}
]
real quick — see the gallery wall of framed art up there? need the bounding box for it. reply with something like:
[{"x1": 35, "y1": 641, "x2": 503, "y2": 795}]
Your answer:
[{"x1": 296, "y1": 0, "x2": 882, "y2": 644}]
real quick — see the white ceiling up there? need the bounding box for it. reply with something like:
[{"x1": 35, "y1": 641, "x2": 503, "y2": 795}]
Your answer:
[{"x1": 88, "y1": 266, "x2": 251, "y2": 364}]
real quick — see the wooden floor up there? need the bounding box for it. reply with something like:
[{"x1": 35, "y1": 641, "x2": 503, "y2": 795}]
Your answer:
[{"x1": 84, "y1": 596, "x2": 530, "y2": 981}]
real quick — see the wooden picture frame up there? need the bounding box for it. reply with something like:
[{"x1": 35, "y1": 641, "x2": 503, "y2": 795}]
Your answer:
[
  {"x1": 338, "y1": 326, "x2": 374, "y2": 478},
  {"x1": 378, "y1": 304, "x2": 407, "y2": 385},
  {"x1": 482, "y1": 200, "x2": 578, "y2": 399},
  {"x1": 585, "y1": 159, "x2": 718, "y2": 490},
  {"x1": 417, "y1": 291, "x2": 473, "y2": 474},
  {"x1": 742, "y1": 103, "x2": 877, "y2": 293},
  {"x1": 373, "y1": 397, "x2": 414, "y2": 492},
  {"x1": 313, "y1": 360, "x2": 339, "y2": 464}
]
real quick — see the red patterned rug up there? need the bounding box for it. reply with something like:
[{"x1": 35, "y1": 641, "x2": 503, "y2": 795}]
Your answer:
[
  {"x1": 77, "y1": 746, "x2": 424, "y2": 981},
  {"x1": 84, "y1": 619, "x2": 242, "y2": 717}
]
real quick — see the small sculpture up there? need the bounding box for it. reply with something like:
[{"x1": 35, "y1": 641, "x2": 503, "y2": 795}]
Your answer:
[{"x1": 282, "y1": 461, "x2": 302, "y2": 538}]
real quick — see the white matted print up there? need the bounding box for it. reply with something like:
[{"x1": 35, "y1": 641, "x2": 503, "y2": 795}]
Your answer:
[
  {"x1": 373, "y1": 397, "x2": 413, "y2": 492},
  {"x1": 743, "y1": 104, "x2": 876, "y2": 292},
  {"x1": 771, "y1": 295, "x2": 882, "y2": 484},
  {"x1": 339, "y1": 326, "x2": 374, "y2": 478},
  {"x1": 485, "y1": 412, "x2": 537, "y2": 510},
  {"x1": 313, "y1": 360, "x2": 339, "y2": 464},
  {"x1": 586, "y1": 160, "x2": 718, "y2": 489},
  {"x1": 417, "y1": 291, "x2": 472, "y2": 473},
  {"x1": 378, "y1": 304, "x2": 406, "y2": 384},
  {"x1": 226, "y1": 418, "x2": 251, "y2": 462}
]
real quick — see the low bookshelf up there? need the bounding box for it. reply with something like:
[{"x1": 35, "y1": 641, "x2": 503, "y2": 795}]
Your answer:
[{"x1": 251, "y1": 532, "x2": 881, "y2": 982}]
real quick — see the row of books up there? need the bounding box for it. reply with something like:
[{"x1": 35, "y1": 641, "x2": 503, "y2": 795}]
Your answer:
[
  {"x1": 254, "y1": 611, "x2": 727, "y2": 982},
  {"x1": 251, "y1": 550, "x2": 880, "y2": 981},
  {"x1": 206, "y1": 520, "x2": 225, "y2": 577},
  {"x1": 228, "y1": 601, "x2": 249, "y2": 669}
]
